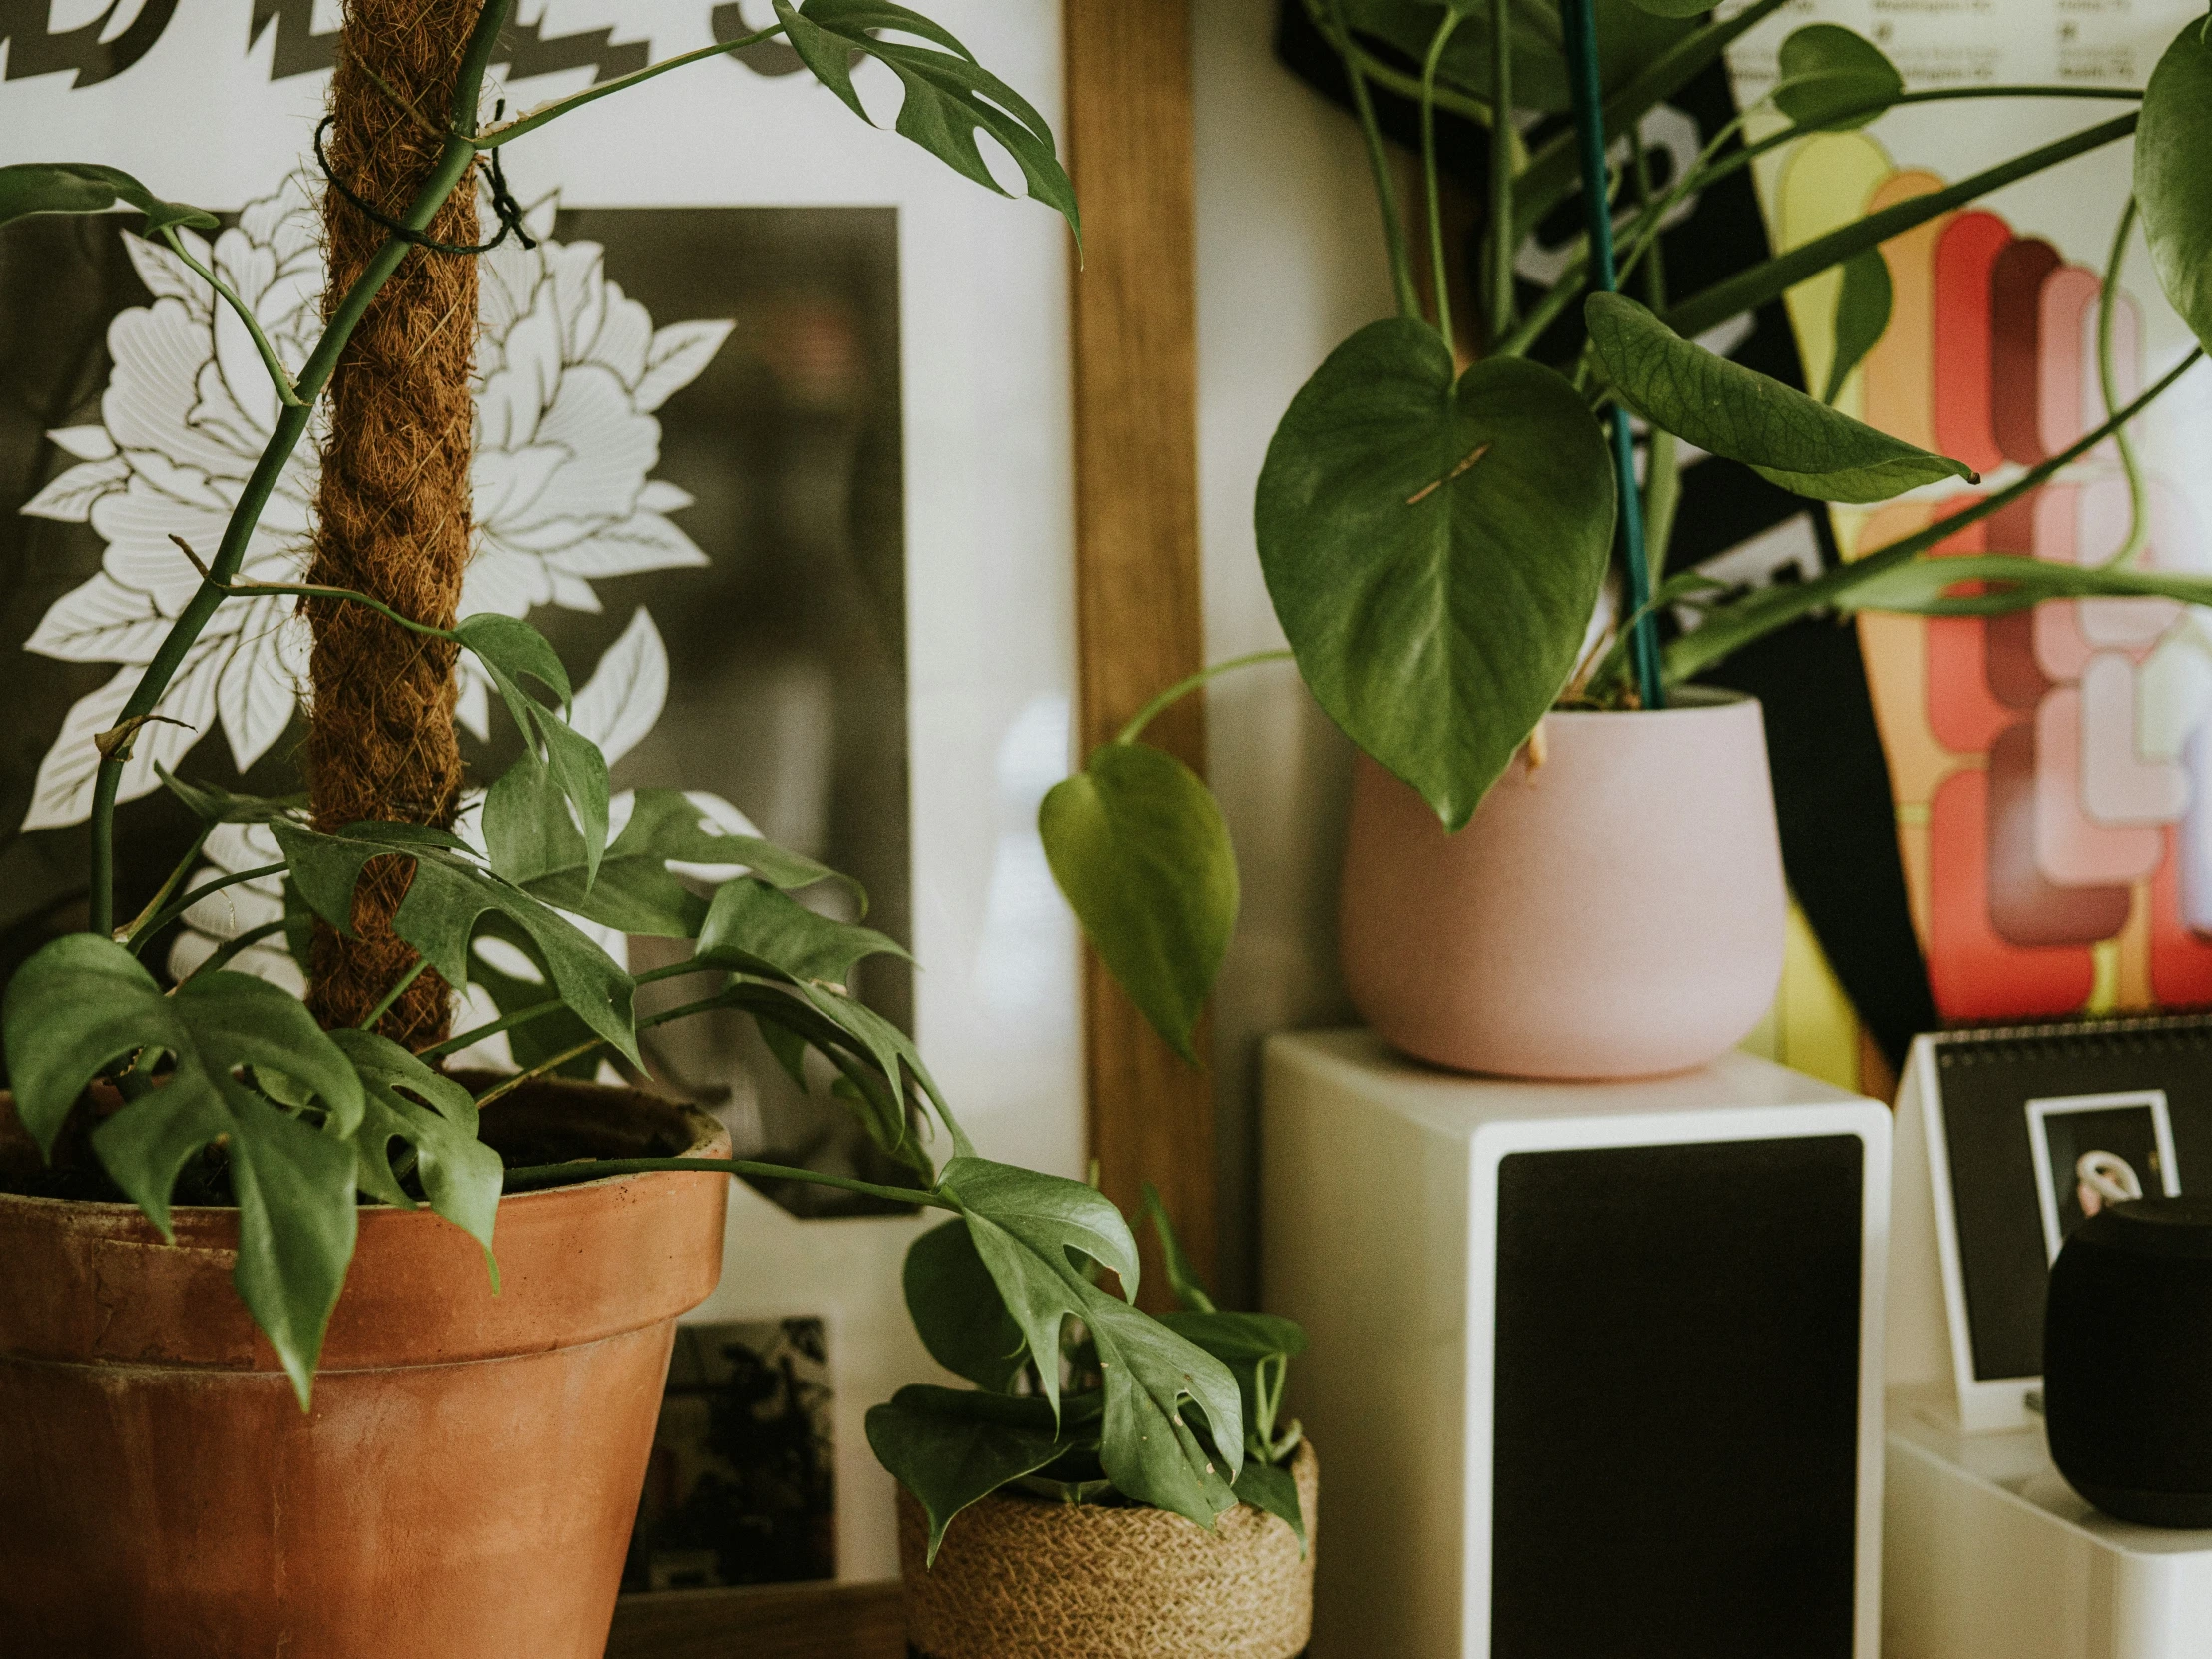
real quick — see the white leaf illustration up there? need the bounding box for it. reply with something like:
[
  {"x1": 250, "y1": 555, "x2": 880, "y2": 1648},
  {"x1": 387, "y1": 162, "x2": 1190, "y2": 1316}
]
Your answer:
[
  {"x1": 25, "y1": 572, "x2": 169, "y2": 663},
  {"x1": 634, "y1": 319, "x2": 736, "y2": 412},
  {"x1": 48, "y1": 426, "x2": 117, "y2": 461},
  {"x1": 570, "y1": 607, "x2": 668, "y2": 768},
  {"x1": 22, "y1": 456, "x2": 130, "y2": 522}
]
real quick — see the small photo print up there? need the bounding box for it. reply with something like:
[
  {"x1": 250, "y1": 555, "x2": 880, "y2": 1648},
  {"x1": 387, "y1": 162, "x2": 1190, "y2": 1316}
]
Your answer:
[
  {"x1": 2025, "y1": 1092, "x2": 2181, "y2": 1263},
  {"x1": 624, "y1": 1318, "x2": 835, "y2": 1593}
]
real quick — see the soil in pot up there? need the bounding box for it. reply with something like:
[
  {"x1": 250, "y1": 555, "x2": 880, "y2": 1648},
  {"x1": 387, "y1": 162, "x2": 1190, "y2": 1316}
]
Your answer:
[
  {"x1": 0, "y1": 1076, "x2": 730, "y2": 1659},
  {"x1": 897, "y1": 1441, "x2": 1319, "y2": 1659}
]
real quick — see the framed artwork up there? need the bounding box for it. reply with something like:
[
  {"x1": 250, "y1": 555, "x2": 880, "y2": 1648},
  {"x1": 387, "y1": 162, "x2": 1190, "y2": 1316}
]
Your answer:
[{"x1": 1896, "y1": 1017, "x2": 2212, "y2": 1432}]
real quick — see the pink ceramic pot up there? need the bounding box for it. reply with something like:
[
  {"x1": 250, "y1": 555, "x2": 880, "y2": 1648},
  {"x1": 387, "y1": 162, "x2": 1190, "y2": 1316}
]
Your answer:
[{"x1": 1339, "y1": 689, "x2": 1787, "y2": 1079}]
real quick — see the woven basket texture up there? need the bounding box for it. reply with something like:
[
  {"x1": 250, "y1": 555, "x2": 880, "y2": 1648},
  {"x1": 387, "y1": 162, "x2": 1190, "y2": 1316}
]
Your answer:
[{"x1": 897, "y1": 1441, "x2": 1317, "y2": 1659}]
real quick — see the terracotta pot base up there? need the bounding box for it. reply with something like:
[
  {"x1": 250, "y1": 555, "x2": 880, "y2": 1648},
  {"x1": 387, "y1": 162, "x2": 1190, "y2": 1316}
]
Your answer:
[{"x1": 0, "y1": 1077, "x2": 730, "y2": 1659}]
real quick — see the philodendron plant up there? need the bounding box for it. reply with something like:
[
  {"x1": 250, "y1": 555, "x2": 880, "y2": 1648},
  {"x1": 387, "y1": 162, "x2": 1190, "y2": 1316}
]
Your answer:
[
  {"x1": 869, "y1": 1185, "x2": 1310, "y2": 1560},
  {"x1": 0, "y1": 0, "x2": 1263, "y2": 1540},
  {"x1": 1042, "y1": 1, "x2": 2212, "y2": 1062}
]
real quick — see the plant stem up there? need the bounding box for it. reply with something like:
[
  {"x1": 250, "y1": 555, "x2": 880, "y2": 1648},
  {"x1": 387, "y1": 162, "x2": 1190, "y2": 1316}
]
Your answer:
[
  {"x1": 471, "y1": 986, "x2": 746, "y2": 1107},
  {"x1": 1485, "y1": 0, "x2": 1516, "y2": 347},
  {"x1": 1561, "y1": 0, "x2": 1663, "y2": 711},
  {"x1": 477, "y1": 26, "x2": 783, "y2": 147},
  {"x1": 114, "y1": 823, "x2": 213, "y2": 943},
  {"x1": 84, "y1": 0, "x2": 514, "y2": 937},
  {"x1": 126, "y1": 862, "x2": 287, "y2": 953},
  {"x1": 358, "y1": 955, "x2": 431, "y2": 1031},
  {"x1": 418, "y1": 996, "x2": 565, "y2": 1061},
  {"x1": 1665, "y1": 112, "x2": 2137, "y2": 339},
  {"x1": 1665, "y1": 348, "x2": 2203, "y2": 683},
  {"x1": 158, "y1": 228, "x2": 303, "y2": 406},
  {"x1": 181, "y1": 918, "x2": 291, "y2": 983},
  {"x1": 1323, "y1": 0, "x2": 1422, "y2": 321},
  {"x1": 1420, "y1": 11, "x2": 1464, "y2": 349},
  {"x1": 1115, "y1": 650, "x2": 1295, "y2": 746},
  {"x1": 2098, "y1": 197, "x2": 2147, "y2": 569},
  {"x1": 1629, "y1": 130, "x2": 1678, "y2": 589},
  {"x1": 499, "y1": 1155, "x2": 955, "y2": 1210}
]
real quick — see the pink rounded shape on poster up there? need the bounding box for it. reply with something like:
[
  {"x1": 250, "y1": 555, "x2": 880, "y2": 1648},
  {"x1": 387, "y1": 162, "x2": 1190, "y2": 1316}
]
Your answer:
[{"x1": 1338, "y1": 690, "x2": 1786, "y2": 1081}]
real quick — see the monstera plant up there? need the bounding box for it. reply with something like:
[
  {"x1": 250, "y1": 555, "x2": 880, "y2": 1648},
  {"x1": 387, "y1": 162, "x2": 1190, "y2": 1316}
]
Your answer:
[
  {"x1": 0, "y1": 6, "x2": 1267, "y2": 1656},
  {"x1": 1043, "y1": 0, "x2": 2212, "y2": 1073}
]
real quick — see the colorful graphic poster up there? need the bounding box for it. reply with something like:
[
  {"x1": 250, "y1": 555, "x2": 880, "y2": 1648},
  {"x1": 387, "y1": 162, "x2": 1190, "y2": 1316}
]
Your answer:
[{"x1": 1727, "y1": 0, "x2": 2212, "y2": 1026}]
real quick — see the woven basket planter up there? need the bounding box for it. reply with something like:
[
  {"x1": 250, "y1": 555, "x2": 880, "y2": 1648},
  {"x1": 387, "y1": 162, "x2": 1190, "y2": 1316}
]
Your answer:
[{"x1": 896, "y1": 1441, "x2": 1318, "y2": 1659}]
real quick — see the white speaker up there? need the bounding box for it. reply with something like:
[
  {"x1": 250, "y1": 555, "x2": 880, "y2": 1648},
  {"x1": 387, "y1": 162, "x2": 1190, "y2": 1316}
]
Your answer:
[{"x1": 1261, "y1": 1030, "x2": 1891, "y2": 1659}]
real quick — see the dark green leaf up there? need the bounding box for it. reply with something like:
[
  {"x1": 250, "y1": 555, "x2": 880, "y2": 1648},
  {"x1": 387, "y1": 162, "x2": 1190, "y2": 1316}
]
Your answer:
[
  {"x1": 0, "y1": 936, "x2": 363, "y2": 1402},
  {"x1": 1824, "y1": 249, "x2": 1893, "y2": 404},
  {"x1": 904, "y1": 1217, "x2": 1028, "y2": 1391},
  {"x1": 452, "y1": 613, "x2": 572, "y2": 708},
  {"x1": 1344, "y1": 0, "x2": 1694, "y2": 114},
  {"x1": 453, "y1": 614, "x2": 607, "y2": 887},
  {"x1": 938, "y1": 1156, "x2": 1244, "y2": 1528},
  {"x1": 1588, "y1": 293, "x2": 1973, "y2": 501},
  {"x1": 330, "y1": 1029, "x2": 501, "y2": 1282},
  {"x1": 2138, "y1": 19, "x2": 2212, "y2": 357},
  {"x1": 776, "y1": 0, "x2": 1079, "y2": 245},
  {"x1": 1142, "y1": 1182, "x2": 1216, "y2": 1313},
  {"x1": 865, "y1": 1384, "x2": 1098, "y2": 1563},
  {"x1": 1257, "y1": 321, "x2": 1612, "y2": 830},
  {"x1": 1232, "y1": 1456, "x2": 1307, "y2": 1554},
  {"x1": 274, "y1": 821, "x2": 640, "y2": 1065},
  {"x1": 157, "y1": 765, "x2": 304, "y2": 826},
  {"x1": 1039, "y1": 744, "x2": 1234, "y2": 1063},
  {"x1": 1156, "y1": 1310, "x2": 1311, "y2": 1367},
  {"x1": 461, "y1": 916, "x2": 602, "y2": 1079},
  {"x1": 1774, "y1": 24, "x2": 1902, "y2": 131},
  {"x1": 695, "y1": 878, "x2": 910, "y2": 987},
  {"x1": 0, "y1": 161, "x2": 218, "y2": 234}
]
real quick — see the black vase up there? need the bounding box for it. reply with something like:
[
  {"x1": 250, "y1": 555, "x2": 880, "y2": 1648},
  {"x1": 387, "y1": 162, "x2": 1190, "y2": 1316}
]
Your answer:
[{"x1": 2043, "y1": 1194, "x2": 2212, "y2": 1528}]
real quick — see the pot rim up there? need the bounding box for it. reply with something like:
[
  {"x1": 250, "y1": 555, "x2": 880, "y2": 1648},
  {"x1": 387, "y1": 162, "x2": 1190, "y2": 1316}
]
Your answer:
[{"x1": 1542, "y1": 684, "x2": 1755, "y2": 722}]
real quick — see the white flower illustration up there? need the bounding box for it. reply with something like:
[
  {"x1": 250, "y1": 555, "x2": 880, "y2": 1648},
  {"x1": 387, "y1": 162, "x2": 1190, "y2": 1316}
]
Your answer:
[{"x1": 18, "y1": 180, "x2": 733, "y2": 828}]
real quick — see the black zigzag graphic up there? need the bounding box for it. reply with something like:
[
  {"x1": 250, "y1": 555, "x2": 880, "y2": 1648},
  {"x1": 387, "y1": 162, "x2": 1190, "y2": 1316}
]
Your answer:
[
  {"x1": 0, "y1": 0, "x2": 181, "y2": 87},
  {"x1": 249, "y1": 1, "x2": 649, "y2": 87}
]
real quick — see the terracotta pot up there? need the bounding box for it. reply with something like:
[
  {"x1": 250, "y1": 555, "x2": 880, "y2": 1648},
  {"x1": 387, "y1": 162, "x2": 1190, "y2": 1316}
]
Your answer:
[
  {"x1": 896, "y1": 1441, "x2": 1318, "y2": 1659},
  {"x1": 1339, "y1": 689, "x2": 1786, "y2": 1079},
  {"x1": 0, "y1": 1077, "x2": 730, "y2": 1658}
]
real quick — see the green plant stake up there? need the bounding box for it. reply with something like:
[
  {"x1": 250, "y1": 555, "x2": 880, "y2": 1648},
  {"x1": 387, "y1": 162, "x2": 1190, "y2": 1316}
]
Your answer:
[{"x1": 1562, "y1": 0, "x2": 1663, "y2": 711}]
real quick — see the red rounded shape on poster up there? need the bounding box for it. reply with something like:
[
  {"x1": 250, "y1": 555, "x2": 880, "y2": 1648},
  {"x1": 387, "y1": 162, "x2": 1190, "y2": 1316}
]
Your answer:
[{"x1": 1929, "y1": 762, "x2": 2095, "y2": 1022}]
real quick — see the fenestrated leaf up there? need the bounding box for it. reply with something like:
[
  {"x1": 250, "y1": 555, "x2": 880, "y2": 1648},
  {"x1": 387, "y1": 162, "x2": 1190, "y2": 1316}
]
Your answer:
[
  {"x1": 1588, "y1": 293, "x2": 1974, "y2": 501},
  {"x1": 485, "y1": 779, "x2": 860, "y2": 938},
  {"x1": 1257, "y1": 321, "x2": 1613, "y2": 830},
  {"x1": 904, "y1": 1216, "x2": 1028, "y2": 1391},
  {"x1": 718, "y1": 979, "x2": 950, "y2": 1171},
  {"x1": 273, "y1": 821, "x2": 641, "y2": 1066},
  {"x1": 1825, "y1": 249, "x2": 1893, "y2": 404},
  {"x1": 865, "y1": 1385, "x2": 1102, "y2": 1564},
  {"x1": 158, "y1": 764, "x2": 304, "y2": 826},
  {"x1": 0, "y1": 162, "x2": 218, "y2": 234},
  {"x1": 453, "y1": 614, "x2": 607, "y2": 888},
  {"x1": 695, "y1": 878, "x2": 910, "y2": 987},
  {"x1": 330, "y1": 1029, "x2": 502, "y2": 1284},
  {"x1": 775, "y1": 0, "x2": 1079, "y2": 244},
  {"x1": 938, "y1": 1156, "x2": 1244, "y2": 1528},
  {"x1": 0, "y1": 936, "x2": 363, "y2": 1403},
  {"x1": 1774, "y1": 23, "x2": 1902, "y2": 132},
  {"x1": 1039, "y1": 744, "x2": 1234, "y2": 1063},
  {"x1": 1232, "y1": 1456, "x2": 1308, "y2": 1555},
  {"x1": 2138, "y1": 19, "x2": 2212, "y2": 357}
]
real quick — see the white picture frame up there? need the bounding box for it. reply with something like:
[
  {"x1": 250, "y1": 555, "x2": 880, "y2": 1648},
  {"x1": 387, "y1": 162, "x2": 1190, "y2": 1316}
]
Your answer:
[{"x1": 2024, "y1": 1090, "x2": 2180, "y2": 1264}]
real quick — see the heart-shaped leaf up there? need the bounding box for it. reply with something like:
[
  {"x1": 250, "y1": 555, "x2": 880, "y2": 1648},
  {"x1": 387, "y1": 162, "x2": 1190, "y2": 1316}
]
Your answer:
[
  {"x1": 1, "y1": 936, "x2": 364, "y2": 1403},
  {"x1": 775, "y1": 0, "x2": 1079, "y2": 244},
  {"x1": 903, "y1": 1216, "x2": 1029, "y2": 1391},
  {"x1": 1824, "y1": 248, "x2": 1893, "y2": 403},
  {"x1": 865, "y1": 1385, "x2": 1102, "y2": 1563},
  {"x1": 1232, "y1": 1456, "x2": 1308, "y2": 1554},
  {"x1": 274, "y1": 821, "x2": 641, "y2": 1066},
  {"x1": 0, "y1": 162, "x2": 217, "y2": 235},
  {"x1": 2138, "y1": 18, "x2": 2212, "y2": 357},
  {"x1": 1039, "y1": 743, "x2": 1235, "y2": 1064},
  {"x1": 936, "y1": 1156, "x2": 1244, "y2": 1527},
  {"x1": 1774, "y1": 23, "x2": 1903, "y2": 131},
  {"x1": 330, "y1": 1028, "x2": 502, "y2": 1283},
  {"x1": 1257, "y1": 320, "x2": 1613, "y2": 830},
  {"x1": 1588, "y1": 293, "x2": 1975, "y2": 501}
]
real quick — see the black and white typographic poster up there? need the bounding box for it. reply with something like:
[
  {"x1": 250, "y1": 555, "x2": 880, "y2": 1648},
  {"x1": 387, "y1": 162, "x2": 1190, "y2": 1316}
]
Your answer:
[{"x1": 0, "y1": 2, "x2": 1079, "y2": 1578}]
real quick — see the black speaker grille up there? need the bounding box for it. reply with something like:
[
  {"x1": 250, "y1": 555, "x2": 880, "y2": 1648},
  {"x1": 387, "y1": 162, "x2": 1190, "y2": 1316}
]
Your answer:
[{"x1": 1490, "y1": 1135, "x2": 1864, "y2": 1659}]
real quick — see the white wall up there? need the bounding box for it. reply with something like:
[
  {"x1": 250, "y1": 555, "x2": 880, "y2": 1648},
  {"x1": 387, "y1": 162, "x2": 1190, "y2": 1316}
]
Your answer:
[{"x1": 1193, "y1": 0, "x2": 1397, "y2": 1303}]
